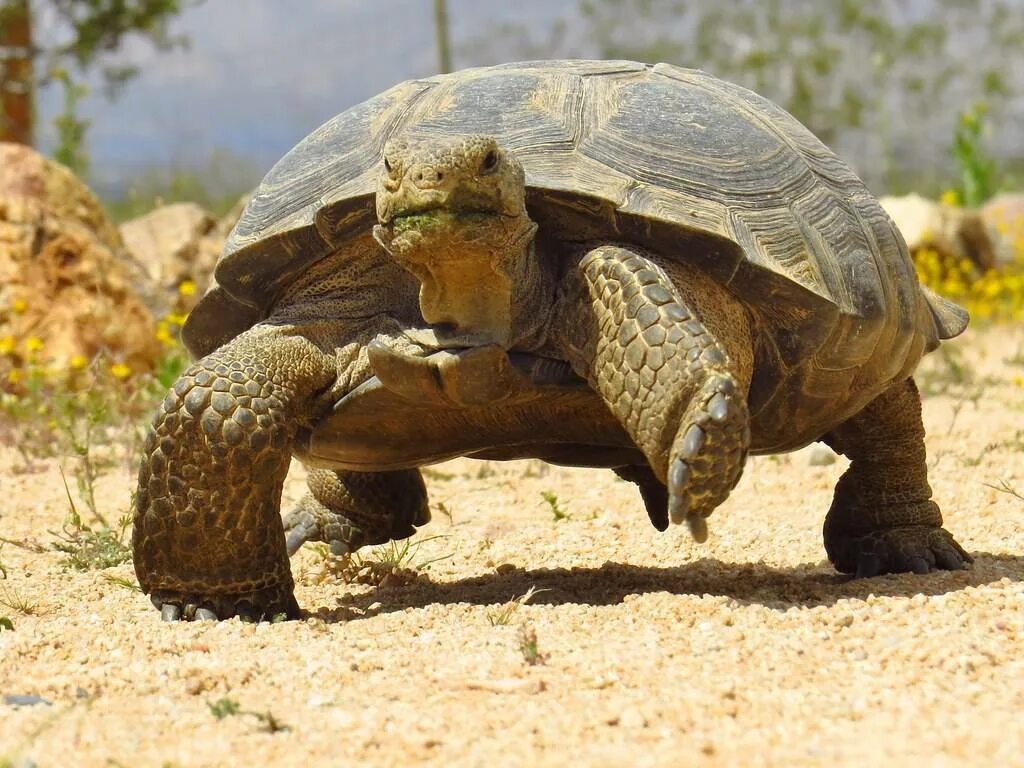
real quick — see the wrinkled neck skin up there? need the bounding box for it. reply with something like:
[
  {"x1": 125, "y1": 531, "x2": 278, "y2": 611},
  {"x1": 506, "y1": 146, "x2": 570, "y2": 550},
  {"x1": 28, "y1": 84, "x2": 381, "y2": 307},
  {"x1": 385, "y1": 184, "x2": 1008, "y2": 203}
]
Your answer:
[{"x1": 374, "y1": 211, "x2": 553, "y2": 353}]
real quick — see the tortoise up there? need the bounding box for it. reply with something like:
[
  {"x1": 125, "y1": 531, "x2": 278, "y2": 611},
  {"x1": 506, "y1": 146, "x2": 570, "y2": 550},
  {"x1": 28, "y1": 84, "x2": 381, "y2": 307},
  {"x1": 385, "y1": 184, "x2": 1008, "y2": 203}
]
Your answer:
[{"x1": 133, "y1": 59, "x2": 971, "y2": 622}]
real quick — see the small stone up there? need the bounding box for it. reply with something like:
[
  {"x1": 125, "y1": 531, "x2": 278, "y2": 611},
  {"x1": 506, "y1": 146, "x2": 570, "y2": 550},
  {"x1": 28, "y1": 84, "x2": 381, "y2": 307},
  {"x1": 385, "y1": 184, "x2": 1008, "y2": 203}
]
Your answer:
[
  {"x1": 617, "y1": 708, "x2": 647, "y2": 728},
  {"x1": 808, "y1": 444, "x2": 837, "y2": 466},
  {"x1": 3, "y1": 694, "x2": 52, "y2": 708}
]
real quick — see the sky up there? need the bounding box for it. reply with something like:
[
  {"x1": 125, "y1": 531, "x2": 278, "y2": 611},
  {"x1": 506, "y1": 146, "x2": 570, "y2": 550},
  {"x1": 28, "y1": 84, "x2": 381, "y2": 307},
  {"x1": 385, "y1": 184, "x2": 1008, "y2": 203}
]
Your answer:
[
  {"x1": 32, "y1": 0, "x2": 575, "y2": 195},
  {"x1": 27, "y1": 0, "x2": 1024, "y2": 198}
]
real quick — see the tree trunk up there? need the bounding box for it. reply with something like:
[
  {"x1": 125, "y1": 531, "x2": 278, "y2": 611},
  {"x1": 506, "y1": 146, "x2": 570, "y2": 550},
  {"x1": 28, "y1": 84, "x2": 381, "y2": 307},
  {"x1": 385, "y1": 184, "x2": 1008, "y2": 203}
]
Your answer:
[
  {"x1": 434, "y1": 0, "x2": 451, "y2": 74},
  {"x1": 0, "y1": 0, "x2": 33, "y2": 145}
]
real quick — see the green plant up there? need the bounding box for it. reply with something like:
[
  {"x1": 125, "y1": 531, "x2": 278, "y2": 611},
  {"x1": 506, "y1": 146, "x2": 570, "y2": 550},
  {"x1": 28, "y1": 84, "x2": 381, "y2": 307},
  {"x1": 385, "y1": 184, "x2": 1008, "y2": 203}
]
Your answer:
[
  {"x1": 518, "y1": 624, "x2": 548, "y2": 666},
  {"x1": 951, "y1": 103, "x2": 998, "y2": 207},
  {"x1": 0, "y1": 617, "x2": 13, "y2": 631},
  {"x1": 51, "y1": 68, "x2": 90, "y2": 177},
  {"x1": 486, "y1": 586, "x2": 547, "y2": 626},
  {"x1": 541, "y1": 491, "x2": 569, "y2": 521},
  {"x1": 306, "y1": 535, "x2": 452, "y2": 587},
  {"x1": 101, "y1": 573, "x2": 141, "y2": 591},
  {"x1": 51, "y1": 470, "x2": 132, "y2": 571},
  {"x1": 207, "y1": 697, "x2": 289, "y2": 733},
  {"x1": 0, "y1": 584, "x2": 41, "y2": 616}
]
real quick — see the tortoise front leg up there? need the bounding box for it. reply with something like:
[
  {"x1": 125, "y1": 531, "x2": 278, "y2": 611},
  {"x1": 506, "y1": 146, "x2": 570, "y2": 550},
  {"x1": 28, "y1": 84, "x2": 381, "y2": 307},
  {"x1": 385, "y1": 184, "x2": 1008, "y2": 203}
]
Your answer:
[
  {"x1": 822, "y1": 377, "x2": 971, "y2": 576},
  {"x1": 133, "y1": 324, "x2": 338, "y2": 622},
  {"x1": 283, "y1": 467, "x2": 430, "y2": 556},
  {"x1": 555, "y1": 245, "x2": 752, "y2": 539}
]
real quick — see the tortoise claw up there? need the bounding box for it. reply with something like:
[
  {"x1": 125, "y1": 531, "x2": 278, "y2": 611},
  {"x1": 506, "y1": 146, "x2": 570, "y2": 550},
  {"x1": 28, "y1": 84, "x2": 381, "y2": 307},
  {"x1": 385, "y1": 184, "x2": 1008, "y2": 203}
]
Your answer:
[
  {"x1": 284, "y1": 515, "x2": 317, "y2": 557},
  {"x1": 148, "y1": 584, "x2": 300, "y2": 623}
]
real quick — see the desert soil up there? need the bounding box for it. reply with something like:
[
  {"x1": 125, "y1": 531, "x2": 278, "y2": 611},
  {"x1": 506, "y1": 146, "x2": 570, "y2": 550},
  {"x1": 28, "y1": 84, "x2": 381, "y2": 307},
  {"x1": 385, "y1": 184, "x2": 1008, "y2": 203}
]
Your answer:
[{"x1": 1, "y1": 326, "x2": 1022, "y2": 768}]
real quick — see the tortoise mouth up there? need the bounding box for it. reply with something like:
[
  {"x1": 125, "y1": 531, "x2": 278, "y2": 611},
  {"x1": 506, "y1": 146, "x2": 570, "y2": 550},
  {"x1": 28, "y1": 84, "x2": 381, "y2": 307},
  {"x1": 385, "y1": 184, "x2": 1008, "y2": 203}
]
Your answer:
[{"x1": 382, "y1": 202, "x2": 509, "y2": 227}]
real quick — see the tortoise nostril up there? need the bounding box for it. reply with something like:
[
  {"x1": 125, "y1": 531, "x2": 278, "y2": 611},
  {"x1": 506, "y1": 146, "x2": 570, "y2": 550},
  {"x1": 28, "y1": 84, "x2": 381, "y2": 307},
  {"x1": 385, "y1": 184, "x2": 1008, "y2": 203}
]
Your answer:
[{"x1": 436, "y1": 171, "x2": 443, "y2": 181}]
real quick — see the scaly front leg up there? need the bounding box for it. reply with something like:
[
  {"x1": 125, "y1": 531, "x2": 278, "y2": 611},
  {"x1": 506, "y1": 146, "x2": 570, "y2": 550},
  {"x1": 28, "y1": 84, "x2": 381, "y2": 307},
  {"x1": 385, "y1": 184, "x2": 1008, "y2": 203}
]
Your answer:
[
  {"x1": 555, "y1": 245, "x2": 752, "y2": 540},
  {"x1": 133, "y1": 324, "x2": 339, "y2": 622}
]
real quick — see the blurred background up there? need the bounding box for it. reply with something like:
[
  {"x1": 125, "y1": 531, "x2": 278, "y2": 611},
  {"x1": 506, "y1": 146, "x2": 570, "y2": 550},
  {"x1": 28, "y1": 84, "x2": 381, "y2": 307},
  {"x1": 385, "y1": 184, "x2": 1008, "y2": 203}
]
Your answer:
[
  {"x1": 1, "y1": 0, "x2": 1022, "y2": 399},
  {"x1": 3, "y1": 0, "x2": 1023, "y2": 211}
]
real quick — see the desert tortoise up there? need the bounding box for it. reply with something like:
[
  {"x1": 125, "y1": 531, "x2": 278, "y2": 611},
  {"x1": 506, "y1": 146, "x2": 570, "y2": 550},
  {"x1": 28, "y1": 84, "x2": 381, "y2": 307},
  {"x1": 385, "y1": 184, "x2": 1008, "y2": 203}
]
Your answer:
[{"x1": 133, "y1": 60, "x2": 970, "y2": 622}]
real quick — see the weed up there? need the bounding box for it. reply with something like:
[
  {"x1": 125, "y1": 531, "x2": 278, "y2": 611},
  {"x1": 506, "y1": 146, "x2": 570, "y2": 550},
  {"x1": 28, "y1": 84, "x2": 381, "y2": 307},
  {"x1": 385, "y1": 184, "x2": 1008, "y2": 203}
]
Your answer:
[
  {"x1": 101, "y1": 573, "x2": 141, "y2": 591},
  {"x1": 0, "y1": 584, "x2": 41, "y2": 615},
  {"x1": 208, "y1": 698, "x2": 241, "y2": 719},
  {"x1": 435, "y1": 501, "x2": 454, "y2": 525},
  {"x1": 951, "y1": 103, "x2": 997, "y2": 208},
  {"x1": 0, "y1": 543, "x2": 6, "y2": 579},
  {"x1": 522, "y1": 460, "x2": 550, "y2": 478},
  {"x1": 307, "y1": 535, "x2": 452, "y2": 587},
  {"x1": 51, "y1": 471, "x2": 132, "y2": 570},
  {"x1": 985, "y1": 478, "x2": 1024, "y2": 504},
  {"x1": 541, "y1": 491, "x2": 569, "y2": 522},
  {"x1": 207, "y1": 697, "x2": 289, "y2": 733},
  {"x1": 422, "y1": 467, "x2": 456, "y2": 481},
  {"x1": 486, "y1": 585, "x2": 547, "y2": 626},
  {"x1": 0, "y1": 617, "x2": 12, "y2": 631},
  {"x1": 518, "y1": 624, "x2": 548, "y2": 666}
]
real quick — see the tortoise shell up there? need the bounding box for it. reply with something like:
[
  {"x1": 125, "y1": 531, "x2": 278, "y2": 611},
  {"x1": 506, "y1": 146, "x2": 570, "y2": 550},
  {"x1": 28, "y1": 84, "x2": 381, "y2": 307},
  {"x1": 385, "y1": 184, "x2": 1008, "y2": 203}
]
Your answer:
[{"x1": 183, "y1": 59, "x2": 965, "y2": 437}]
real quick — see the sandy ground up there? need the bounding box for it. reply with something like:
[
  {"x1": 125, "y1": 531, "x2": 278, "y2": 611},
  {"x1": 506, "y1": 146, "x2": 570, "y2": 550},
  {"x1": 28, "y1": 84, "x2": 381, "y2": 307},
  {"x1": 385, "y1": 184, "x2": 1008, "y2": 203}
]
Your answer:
[{"x1": 1, "y1": 326, "x2": 1022, "y2": 768}]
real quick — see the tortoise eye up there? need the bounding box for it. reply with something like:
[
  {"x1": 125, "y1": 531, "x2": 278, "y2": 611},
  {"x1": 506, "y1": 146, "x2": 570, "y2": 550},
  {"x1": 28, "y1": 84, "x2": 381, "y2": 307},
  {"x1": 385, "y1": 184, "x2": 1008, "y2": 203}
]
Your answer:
[{"x1": 481, "y1": 150, "x2": 498, "y2": 173}]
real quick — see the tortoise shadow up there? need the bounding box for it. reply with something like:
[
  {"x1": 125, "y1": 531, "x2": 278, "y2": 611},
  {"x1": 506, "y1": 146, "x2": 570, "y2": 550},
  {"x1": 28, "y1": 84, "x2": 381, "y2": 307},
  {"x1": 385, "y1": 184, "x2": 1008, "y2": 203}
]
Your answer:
[{"x1": 312, "y1": 551, "x2": 1024, "y2": 622}]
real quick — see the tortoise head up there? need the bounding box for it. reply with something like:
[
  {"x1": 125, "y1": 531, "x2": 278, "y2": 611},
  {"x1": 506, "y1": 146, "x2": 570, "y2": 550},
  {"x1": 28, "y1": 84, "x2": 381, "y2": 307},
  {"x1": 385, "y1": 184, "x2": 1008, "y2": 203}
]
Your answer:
[
  {"x1": 374, "y1": 134, "x2": 527, "y2": 224},
  {"x1": 373, "y1": 134, "x2": 542, "y2": 349}
]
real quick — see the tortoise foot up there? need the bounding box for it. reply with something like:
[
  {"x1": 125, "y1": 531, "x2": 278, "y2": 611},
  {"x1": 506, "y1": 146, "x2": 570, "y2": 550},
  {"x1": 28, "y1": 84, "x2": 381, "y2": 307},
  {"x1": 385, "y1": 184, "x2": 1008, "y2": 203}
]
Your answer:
[
  {"x1": 283, "y1": 505, "x2": 417, "y2": 557},
  {"x1": 667, "y1": 373, "x2": 750, "y2": 540},
  {"x1": 829, "y1": 524, "x2": 972, "y2": 577},
  {"x1": 283, "y1": 468, "x2": 429, "y2": 556},
  {"x1": 151, "y1": 583, "x2": 300, "y2": 623}
]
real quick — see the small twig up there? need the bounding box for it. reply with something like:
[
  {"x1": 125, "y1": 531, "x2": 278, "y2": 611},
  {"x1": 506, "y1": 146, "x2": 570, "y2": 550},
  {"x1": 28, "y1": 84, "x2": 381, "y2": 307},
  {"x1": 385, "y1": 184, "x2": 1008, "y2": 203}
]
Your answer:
[{"x1": 984, "y1": 479, "x2": 1024, "y2": 503}]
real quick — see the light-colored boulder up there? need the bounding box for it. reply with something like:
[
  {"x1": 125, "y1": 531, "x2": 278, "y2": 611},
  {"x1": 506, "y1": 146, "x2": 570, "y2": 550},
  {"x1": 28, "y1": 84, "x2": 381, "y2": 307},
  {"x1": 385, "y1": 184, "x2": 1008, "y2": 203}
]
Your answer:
[
  {"x1": 0, "y1": 143, "x2": 160, "y2": 374},
  {"x1": 981, "y1": 193, "x2": 1024, "y2": 267},
  {"x1": 880, "y1": 193, "x2": 996, "y2": 272},
  {"x1": 119, "y1": 193, "x2": 248, "y2": 315}
]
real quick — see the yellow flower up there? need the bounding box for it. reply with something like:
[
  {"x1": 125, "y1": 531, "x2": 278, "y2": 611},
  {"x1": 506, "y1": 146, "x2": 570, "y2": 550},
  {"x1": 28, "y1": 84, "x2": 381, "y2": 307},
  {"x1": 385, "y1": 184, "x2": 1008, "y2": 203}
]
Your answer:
[
  {"x1": 0, "y1": 336, "x2": 14, "y2": 355},
  {"x1": 11, "y1": 298, "x2": 26, "y2": 314},
  {"x1": 1013, "y1": 376, "x2": 1024, "y2": 387},
  {"x1": 69, "y1": 354, "x2": 88, "y2": 371},
  {"x1": 178, "y1": 280, "x2": 197, "y2": 297},
  {"x1": 155, "y1": 324, "x2": 174, "y2": 345},
  {"x1": 24, "y1": 336, "x2": 44, "y2": 353},
  {"x1": 6, "y1": 369, "x2": 21, "y2": 385},
  {"x1": 109, "y1": 362, "x2": 132, "y2": 380},
  {"x1": 939, "y1": 189, "x2": 960, "y2": 207},
  {"x1": 165, "y1": 313, "x2": 188, "y2": 326}
]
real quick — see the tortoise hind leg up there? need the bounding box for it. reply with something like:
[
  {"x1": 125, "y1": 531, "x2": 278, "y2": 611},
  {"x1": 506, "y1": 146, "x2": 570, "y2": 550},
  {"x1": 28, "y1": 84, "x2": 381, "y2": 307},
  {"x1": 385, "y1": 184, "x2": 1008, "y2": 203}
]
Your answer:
[
  {"x1": 283, "y1": 467, "x2": 431, "y2": 556},
  {"x1": 822, "y1": 377, "x2": 971, "y2": 576}
]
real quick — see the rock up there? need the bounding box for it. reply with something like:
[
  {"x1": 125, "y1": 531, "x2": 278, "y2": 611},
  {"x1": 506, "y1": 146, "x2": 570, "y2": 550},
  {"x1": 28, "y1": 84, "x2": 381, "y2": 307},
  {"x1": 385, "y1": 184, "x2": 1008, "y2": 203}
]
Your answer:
[
  {"x1": 980, "y1": 193, "x2": 1024, "y2": 267},
  {"x1": 119, "y1": 194, "x2": 249, "y2": 316},
  {"x1": 0, "y1": 143, "x2": 160, "y2": 374},
  {"x1": 0, "y1": 143, "x2": 121, "y2": 253},
  {"x1": 3, "y1": 693, "x2": 52, "y2": 708},
  {"x1": 120, "y1": 201, "x2": 215, "y2": 290},
  {"x1": 880, "y1": 193, "x2": 996, "y2": 272},
  {"x1": 808, "y1": 444, "x2": 837, "y2": 466}
]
